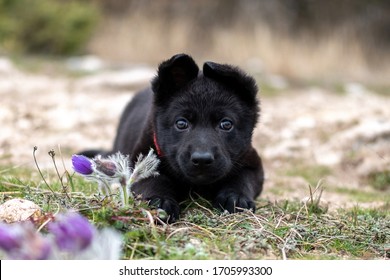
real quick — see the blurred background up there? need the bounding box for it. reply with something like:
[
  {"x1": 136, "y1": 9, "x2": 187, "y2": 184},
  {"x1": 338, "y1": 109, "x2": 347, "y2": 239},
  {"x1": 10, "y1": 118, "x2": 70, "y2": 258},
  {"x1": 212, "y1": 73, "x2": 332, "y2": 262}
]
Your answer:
[
  {"x1": 1, "y1": 0, "x2": 389, "y2": 83},
  {"x1": 0, "y1": 0, "x2": 389, "y2": 206}
]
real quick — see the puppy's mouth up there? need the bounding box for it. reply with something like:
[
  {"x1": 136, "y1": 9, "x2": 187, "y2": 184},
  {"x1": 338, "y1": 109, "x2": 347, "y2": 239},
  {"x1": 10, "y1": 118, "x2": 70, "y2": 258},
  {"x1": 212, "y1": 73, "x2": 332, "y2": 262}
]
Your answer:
[
  {"x1": 176, "y1": 153, "x2": 231, "y2": 185},
  {"x1": 183, "y1": 168, "x2": 227, "y2": 185}
]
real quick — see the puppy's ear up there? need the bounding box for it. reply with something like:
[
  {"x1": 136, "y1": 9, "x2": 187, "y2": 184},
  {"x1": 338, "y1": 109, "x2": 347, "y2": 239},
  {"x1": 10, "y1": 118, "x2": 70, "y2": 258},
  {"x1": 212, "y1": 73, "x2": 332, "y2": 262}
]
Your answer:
[
  {"x1": 152, "y1": 54, "x2": 199, "y2": 103},
  {"x1": 203, "y1": 62, "x2": 258, "y2": 103}
]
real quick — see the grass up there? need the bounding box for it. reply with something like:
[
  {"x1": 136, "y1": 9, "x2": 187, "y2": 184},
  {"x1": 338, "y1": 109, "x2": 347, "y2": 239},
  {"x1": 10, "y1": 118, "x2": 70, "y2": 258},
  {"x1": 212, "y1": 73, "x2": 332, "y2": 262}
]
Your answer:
[
  {"x1": 285, "y1": 164, "x2": 332, "y2": 187},
  {"x1": 333, "y1": 186, "x2": 390, "y2": 203},
  {"x1": 1, "y1": 156, "x2": 388, "y2": 260},
  {"x1": 368, "y1": 171, "x2": 390, "y2": 191}
]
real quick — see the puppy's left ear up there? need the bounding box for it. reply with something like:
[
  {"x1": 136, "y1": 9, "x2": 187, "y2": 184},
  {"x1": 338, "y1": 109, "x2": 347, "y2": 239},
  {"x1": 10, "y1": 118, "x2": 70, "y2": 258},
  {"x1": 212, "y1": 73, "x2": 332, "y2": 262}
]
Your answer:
[
  {"x1": 152, "y1": 54, "x2": 199, "y2": 104},
  {"x1": 203, "y1": 62, "x2": 258, "y2": 103}
]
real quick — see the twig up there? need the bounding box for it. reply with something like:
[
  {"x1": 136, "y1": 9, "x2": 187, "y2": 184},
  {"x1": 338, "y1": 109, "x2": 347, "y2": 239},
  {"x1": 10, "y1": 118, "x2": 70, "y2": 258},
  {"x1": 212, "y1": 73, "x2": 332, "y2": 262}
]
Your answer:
[
  {"x1": 0, "y1": 191, "x2": 22, "y2": 195},
  {"x1": 49, "y1": 149, "x2": 71, "y2": 201},
  {"x1": 176, "y1": 221, "x2": 216, "y2": 238},
  {"x1": 32, "y1": 146, "x2": 55, "y2": 194},
  {"x1": 142, "y1": 209, "x2": 156, "y2": 227},
  {"x1": 58, "y1": 144, "x2": 68, "y2": 174},
  {"x1": 0, "y1": 164, "x2": 28, "y2": 174},
  {"x1": 166, "y1": 227, "x2": 191, "y2": 240},
  {"x1": 36, "y1": 203, "x2": 60, "y2": 232},
  {"x1": 129, "y1": 240, "x2": 138, "y2": 260},
  {"x1": 125, "y1": 244, "x2": 151, "y2": 258},
  {"x1": 281, "y1": 246, "x2": 287, "y2": 260},
  {"x1": 188, "y1": 192, "x2": 215, "y2": 216}
]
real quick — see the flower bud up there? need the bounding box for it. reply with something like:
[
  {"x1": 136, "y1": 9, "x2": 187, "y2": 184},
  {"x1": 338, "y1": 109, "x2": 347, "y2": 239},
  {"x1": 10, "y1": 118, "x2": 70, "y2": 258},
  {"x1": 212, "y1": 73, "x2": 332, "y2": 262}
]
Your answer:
[
  {"x1": 48, "y1": 213, "x2": 94, "y2": 252},
  {"x1": 94, "y1": 158, "x2": 117, "y2": 176},
  {"x1": 72, "y1": 155, "x2": 93, "y2": 175}
]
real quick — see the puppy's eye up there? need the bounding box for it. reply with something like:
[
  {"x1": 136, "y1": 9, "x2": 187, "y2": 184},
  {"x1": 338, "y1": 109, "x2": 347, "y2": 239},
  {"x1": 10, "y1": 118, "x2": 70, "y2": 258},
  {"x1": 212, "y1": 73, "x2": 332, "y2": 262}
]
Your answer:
[
  {"x1": 220, "y1": 119, "x2": 233, "y2": 131},
  {"x1": 175, "y1": 118, "x2": 189, "y2": 130}
]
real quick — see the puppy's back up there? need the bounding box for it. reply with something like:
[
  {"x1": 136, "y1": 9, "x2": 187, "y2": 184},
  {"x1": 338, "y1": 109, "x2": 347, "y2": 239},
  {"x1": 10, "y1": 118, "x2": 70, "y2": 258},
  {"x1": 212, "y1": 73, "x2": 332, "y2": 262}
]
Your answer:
[{"x1": 113, "y1": 88, "x2": 154, "y2": 158}]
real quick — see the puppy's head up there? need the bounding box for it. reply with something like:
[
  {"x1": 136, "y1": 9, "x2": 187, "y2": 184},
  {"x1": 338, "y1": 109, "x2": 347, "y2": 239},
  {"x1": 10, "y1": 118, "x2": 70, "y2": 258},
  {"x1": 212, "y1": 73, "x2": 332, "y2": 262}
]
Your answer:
[{"x1": 152, "y1": 54, "x2": 259, "y2": 185}]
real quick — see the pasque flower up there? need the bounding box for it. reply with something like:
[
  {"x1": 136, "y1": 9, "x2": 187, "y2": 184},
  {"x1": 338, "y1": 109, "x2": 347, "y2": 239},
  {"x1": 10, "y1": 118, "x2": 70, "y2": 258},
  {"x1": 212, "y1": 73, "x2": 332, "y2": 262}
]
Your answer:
[
  {"x1": 48, "y1": 212, "x2": 94, "y2": 252},
  {"x1": 130, "y1": 149, "x2": 160, "y2": 183},
  {"x1": 72, "y1": 155, "x2": 93, "y2": 175},
  {"x1": 71, "y1": 149, "x2": 160, "y2": 207},
  {"x1": 0, "y1": 222, "x2": 51, "y2": 260},
  {"x1": 0, "y1": 223, "x2": 21, "y2": 252},
  {"x1": 0, "y1": 212, "x2": 122, "y2": 260},
  {"x1": 94, "y1": 158, "x2": 117, "y2": 176}
]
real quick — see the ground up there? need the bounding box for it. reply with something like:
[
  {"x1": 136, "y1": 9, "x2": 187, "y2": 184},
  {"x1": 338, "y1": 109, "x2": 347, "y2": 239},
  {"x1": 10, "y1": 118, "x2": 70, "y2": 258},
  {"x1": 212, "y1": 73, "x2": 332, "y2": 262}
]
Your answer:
[
  {"x1": 0, "y1": 56, "x2": 389, "y2": 259},
  {"x1": 0, "y1": 57, "x2": 390, "y2": 259}
]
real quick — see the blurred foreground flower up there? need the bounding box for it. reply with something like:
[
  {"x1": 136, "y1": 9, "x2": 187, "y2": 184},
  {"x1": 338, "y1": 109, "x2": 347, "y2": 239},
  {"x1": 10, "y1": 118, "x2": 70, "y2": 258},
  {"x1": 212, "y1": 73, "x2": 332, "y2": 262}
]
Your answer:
[
  {"x1": 48, "y1": 213, "x2": 94, "y2": 252},
  {"x1": 71, "y1": 149, "x2": 160, "y2": 207},
  {"x1": 0, "y1": 212, "x2": 122, "y2": 260},
  {"x1": 0, "y1": 222, "x2": 50, "y2": 259}
]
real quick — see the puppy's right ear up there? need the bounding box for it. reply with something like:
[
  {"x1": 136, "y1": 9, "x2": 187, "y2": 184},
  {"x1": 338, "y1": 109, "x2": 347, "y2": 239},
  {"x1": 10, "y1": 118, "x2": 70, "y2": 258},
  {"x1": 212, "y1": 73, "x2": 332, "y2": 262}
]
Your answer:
[{"x1": 152, "y1": 54, "x2": 199, "y2": 103}]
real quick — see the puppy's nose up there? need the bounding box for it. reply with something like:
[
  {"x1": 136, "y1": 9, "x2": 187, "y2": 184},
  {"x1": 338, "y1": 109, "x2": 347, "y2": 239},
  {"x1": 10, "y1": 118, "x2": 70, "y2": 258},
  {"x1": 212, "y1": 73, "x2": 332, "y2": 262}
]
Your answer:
[{"x1": 191, "y1": 151, "x2": 214, "y2": 167}]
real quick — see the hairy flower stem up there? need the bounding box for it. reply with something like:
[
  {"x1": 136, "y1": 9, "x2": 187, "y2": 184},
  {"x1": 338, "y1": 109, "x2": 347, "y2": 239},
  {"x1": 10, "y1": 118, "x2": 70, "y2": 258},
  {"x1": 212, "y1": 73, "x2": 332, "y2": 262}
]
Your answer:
[
  {"x1": 72, "y1": 149, "x2": 159, "y2": 208},
  {"x1": 121, "y1": 184, "x2": 129, "y2": 207}
]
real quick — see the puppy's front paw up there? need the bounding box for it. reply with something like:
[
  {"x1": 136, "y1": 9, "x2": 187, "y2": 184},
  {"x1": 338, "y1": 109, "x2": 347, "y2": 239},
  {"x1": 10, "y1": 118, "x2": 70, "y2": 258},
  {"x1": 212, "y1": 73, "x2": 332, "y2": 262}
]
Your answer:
[
  {"x1": 149, "y1": 196, "x2": 180, "y2": 223},
  {"x1": 214, "y1": 190, "x2": 256, "y2": 213}
]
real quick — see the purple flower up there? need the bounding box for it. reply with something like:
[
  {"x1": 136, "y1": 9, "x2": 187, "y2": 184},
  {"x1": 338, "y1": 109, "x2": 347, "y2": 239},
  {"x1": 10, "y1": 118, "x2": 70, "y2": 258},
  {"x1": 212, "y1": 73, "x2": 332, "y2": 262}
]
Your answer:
[
  {"x1": 72, "y1": 155, "x2": 93, "y2": 175},
  {"x1": 0, "y1": 223, "x2": 22, "y2": 252},
  {"x1": 48, "y1": 213, "x2": 94, "y2": 252},
  {"x1": 32, "y1": 240, "x2": 52, "y2": 260},
  {"x1": 0, "y1": 222, "x2": 52, "y2": 260}
]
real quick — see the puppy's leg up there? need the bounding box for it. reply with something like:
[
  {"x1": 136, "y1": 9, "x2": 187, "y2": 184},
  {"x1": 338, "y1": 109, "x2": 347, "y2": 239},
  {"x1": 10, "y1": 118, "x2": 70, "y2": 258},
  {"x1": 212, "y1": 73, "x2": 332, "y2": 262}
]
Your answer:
[
  {"x1": 214, "y1": 150, "x2": 264, "y2": 213},
  {"x1": 132, "y1": 175, "x2": 180, "y2": 223}
]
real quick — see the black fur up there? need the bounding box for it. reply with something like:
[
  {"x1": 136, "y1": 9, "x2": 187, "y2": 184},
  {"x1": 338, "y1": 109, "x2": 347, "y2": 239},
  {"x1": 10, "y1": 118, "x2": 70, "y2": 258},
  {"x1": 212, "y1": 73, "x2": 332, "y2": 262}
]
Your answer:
[{"x1": 83, "y1": 54, "x2": 264, "y2": 222}]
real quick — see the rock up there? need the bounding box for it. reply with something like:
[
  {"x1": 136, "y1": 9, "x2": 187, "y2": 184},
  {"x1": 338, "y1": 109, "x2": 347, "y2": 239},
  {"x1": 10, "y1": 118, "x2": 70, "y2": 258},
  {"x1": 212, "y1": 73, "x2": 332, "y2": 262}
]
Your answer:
[
  {"x1": 336, "y1": 119, "x2": 390, "y2": 145},
  {"x1": 66, "y1": 55, "x2": 105, "y2": 73},
  {"x1": 266, "y1": 74, "x2": 289, "y2": 90},
  {"x1": 76, "y1": 67, "x2": 155, "y2": 90},
  {"x1": 0, "y1": 57, "x2": 18, "y2": 75},
  {"x1": 263, "y1": 138, "x2": 311, "y2": 159},
  {"x1": 344, "y1": 82, "x2": 367, "y2": 96},
  {"x1": 245, "y1": 57, "x2": 265, "y2": 74},
  {"x1": 315, "y1": 117, "x2": 390, "y2": 185},
  {"x1": 314, "y1": 149, "x2": 342, "y2": 166},
  {"x1": 0, "y1": 199, "x2": 42, "y2": 223}
]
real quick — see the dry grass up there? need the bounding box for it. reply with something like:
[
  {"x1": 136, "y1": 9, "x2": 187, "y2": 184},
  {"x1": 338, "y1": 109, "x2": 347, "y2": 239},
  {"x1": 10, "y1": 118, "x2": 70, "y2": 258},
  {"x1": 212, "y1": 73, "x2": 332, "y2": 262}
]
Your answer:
[
  {"x1": 88, "y1": 12, "x2": 390, "y2": 85},
  {"x1": 1, "y1": 155, "x2": 388, "y2": 260}
]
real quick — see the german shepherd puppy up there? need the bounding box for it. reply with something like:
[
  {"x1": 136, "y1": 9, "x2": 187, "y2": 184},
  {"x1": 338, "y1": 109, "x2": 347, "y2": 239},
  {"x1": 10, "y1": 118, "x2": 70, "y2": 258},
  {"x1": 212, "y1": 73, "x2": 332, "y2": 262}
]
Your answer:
[{"x1": 85, "y1": 54, "x2": 264, "y2": 222}]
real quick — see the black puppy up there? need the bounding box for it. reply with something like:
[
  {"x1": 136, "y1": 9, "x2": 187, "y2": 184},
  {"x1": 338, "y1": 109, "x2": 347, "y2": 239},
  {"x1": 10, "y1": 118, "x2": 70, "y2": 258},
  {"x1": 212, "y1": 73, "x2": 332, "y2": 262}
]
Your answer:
[{"x1": 86, "y1": 54, "x2": 264, "y2": 222}]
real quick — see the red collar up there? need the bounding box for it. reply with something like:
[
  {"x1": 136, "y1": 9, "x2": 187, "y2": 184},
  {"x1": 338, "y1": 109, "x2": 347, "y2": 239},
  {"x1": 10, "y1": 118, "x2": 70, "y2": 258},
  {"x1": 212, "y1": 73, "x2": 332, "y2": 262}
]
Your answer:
[{"x1": 153, "y1": 132, "x2": 163, "y2": 157}]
